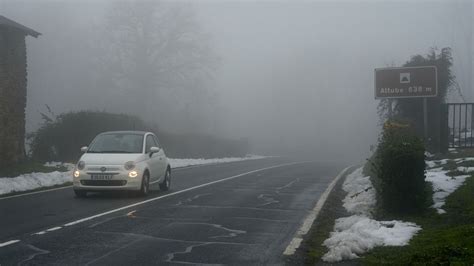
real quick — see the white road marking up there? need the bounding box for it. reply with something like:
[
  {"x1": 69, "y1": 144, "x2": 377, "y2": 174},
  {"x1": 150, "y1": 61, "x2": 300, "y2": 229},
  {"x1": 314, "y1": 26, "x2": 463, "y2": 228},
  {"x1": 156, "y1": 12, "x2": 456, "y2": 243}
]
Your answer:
[
  {"x1": 0, "y1": 186, "x2": 72, "y2": 201},
  {"x1": 175, "y1": 193, "x2": 212, "y2": 206},
  {"x1": 0, "y1": 239, "x2": 20, "y2": 247},
  {"x1": 63, "y1": 162, "x2": 308, "y2": 227},
  {"x1": 282, "y1": 166, "x2": 354, "y2": 256},
  {"x1": 276, "y1": 178, "x2": 299, "y2": 190},
  {"x1": 0, "y1": 161, "x2": 263, "y2": 200},
  {"x1": 32, "y1": 226, "x2": 62, "y2": 236}
]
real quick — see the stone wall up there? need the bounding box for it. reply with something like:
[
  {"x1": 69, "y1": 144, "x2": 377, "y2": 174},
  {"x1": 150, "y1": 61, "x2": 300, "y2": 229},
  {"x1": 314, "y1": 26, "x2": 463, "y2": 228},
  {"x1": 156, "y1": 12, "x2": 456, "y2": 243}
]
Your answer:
[{"x1": 0, "y1": 28, "x2": 27, "y2": 167}]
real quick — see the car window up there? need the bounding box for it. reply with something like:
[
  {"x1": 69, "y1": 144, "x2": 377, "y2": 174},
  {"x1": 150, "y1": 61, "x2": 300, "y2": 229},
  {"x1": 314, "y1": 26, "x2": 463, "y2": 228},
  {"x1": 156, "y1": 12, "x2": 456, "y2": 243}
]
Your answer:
[
  {"x1": 88, "y1": 133, "x2": 143, "y2": 153},
  {"x1": 152, "y1": 135, "x2": 160, "y2": 148},
  {"x1": 145, "y1": 135, "x2": 155, "y2": 153}
]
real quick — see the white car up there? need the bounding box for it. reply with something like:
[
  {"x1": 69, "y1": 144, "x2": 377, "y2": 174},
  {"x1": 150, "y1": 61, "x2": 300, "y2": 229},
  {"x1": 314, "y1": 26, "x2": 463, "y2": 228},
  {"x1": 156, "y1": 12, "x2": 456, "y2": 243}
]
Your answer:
[{"x1": 72, "y1": 131, "x2": 171, "y2": 197}]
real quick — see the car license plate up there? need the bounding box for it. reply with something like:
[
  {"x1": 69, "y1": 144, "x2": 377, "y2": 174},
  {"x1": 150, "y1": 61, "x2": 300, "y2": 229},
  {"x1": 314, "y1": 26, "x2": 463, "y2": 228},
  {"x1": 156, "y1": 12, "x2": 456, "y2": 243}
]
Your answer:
[{"x1": 91, "y1": 174, "x2": 113, "y2": 180}]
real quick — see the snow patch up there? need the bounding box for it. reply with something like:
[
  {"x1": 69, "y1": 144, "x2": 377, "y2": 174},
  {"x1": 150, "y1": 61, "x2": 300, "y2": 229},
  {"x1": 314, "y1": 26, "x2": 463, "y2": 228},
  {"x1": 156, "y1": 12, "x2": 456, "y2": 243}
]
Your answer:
[
  {"x1": 342, "y1": 167, "x2": 376, "y2": 216},
  {"x1": 168, "y1": 155, "x2": 266, "y2": 168},
  {"x1": 424, "y1": 152, "x2": 435, "y2": 158},
  {"x1": 0, "y1": 171, "x2": 73, "y2": 195},
  {"x1": 457, "y1": 166, "x2": 474, "y2": 173},
  {"x1": 322, "y1": 167, "x2": 421, "y2": 262},
  {"x1": 44, "y1": 161, "x2": 75, "y2": 170},
  {"x1": 426, "y1": 159, "x2": 449, "y2": 168},
  {"x1": 323, "y1": 216, "x2": 421, "y2": 262},
  {"x1": 425, "y1": 169, "x2": 470, "y2": 214},
  {"x1": 454, "y1": 157, "x2": 474, "y2": 163}
]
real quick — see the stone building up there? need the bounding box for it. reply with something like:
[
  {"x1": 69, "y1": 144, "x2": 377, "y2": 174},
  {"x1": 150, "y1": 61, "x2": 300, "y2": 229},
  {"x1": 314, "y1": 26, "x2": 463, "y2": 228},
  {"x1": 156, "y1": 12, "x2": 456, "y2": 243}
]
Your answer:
[{"x1": 0, "y1": 15, "x2": 40, "y2": 167}]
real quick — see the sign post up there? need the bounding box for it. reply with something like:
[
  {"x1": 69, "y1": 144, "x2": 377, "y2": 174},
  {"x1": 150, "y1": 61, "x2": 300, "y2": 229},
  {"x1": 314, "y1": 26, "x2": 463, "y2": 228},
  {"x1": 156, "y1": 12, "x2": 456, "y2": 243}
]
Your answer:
[
  {"x1": 423, "y1": 98, "x2": 428, "y2": 140},
  {"x1": 375, "y1": 66, "x2": 438, "y2": 140}
]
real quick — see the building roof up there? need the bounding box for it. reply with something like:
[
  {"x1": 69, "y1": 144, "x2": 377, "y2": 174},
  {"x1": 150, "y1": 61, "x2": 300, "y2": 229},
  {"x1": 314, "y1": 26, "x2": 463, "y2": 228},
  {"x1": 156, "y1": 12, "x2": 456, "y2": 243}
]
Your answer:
[{"x1": 0, "y1": 15, "x2": 40, "y2": 38}]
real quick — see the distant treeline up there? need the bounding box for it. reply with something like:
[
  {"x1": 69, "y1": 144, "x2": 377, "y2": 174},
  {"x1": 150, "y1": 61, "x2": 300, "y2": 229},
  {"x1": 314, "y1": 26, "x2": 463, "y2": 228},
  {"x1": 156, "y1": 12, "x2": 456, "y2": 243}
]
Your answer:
[{"x1": 28, "y1": 110, "x2": 249, "y2": 162}]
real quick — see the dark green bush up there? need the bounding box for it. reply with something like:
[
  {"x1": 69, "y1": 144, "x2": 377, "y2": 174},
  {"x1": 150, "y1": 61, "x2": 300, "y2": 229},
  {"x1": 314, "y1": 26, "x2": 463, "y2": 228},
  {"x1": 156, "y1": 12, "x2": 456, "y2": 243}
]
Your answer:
[
  {"x1": 28, "y1": 110, "x2": 249, "y2": 162},
  {"x1": 28, "y1": 111, "x2": 149, "y2": 162},
  {"x1": 371, "y1": 120, "x2": 427, "y2": 215}
]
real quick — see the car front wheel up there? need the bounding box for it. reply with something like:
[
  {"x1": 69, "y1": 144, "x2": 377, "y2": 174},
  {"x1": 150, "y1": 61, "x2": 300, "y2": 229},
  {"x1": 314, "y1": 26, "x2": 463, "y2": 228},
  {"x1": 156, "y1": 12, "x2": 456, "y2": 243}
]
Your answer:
[
  {"x1": 159, "y1": 168, "x2": 171, "y2": 191},
  {"x1": 139, "y1": 172, "x2": 150, "y2": 196}
]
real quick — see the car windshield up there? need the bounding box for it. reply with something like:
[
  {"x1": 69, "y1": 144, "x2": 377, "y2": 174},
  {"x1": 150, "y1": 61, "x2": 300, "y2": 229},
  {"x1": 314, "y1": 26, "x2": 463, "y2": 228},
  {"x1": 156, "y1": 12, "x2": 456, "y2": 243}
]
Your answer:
[{"x1": 87, "y1": 133, "x2": 143, "y2": 153}]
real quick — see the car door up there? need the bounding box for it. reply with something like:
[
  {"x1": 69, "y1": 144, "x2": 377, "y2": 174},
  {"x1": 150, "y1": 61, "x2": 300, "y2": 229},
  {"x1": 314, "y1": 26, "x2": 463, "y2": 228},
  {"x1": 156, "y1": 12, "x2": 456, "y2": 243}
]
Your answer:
[
  {"x1": 145, "y1": 134, "x2": 160, "y2": 181},
  {"x1": 152, "y1": 135, "x2": 167, "y2": 179}
]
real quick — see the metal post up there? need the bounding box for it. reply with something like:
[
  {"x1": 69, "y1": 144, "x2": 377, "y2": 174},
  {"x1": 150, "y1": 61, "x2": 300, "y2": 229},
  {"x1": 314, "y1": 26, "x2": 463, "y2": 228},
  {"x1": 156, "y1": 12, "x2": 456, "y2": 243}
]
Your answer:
[
  {"x1": 423, "y1": 98, "x2": 428, "y2": 140},
  {"x1": 465, "y1": 104, "x2": 468, "y2": 147},
  {"x1": 388, "y1": 99, "x2": 392, "y2": 119},
  {"x1": 459, "y1": 104, "x2": 462, "y2": 147}
]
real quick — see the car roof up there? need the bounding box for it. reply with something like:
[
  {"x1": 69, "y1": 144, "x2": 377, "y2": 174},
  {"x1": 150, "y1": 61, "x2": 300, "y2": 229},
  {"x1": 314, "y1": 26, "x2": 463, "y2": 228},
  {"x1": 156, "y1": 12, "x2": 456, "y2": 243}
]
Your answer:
[{"x1": 98, "y1": 131, "x2": 151, "y2": 136}]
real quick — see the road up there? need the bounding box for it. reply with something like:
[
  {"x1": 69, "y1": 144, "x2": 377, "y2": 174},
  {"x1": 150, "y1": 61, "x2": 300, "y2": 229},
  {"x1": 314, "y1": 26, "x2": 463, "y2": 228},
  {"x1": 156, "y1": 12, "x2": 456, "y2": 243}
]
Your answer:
[{"x1": 0, "y1": 157, "x2": 343, "y2": 265}]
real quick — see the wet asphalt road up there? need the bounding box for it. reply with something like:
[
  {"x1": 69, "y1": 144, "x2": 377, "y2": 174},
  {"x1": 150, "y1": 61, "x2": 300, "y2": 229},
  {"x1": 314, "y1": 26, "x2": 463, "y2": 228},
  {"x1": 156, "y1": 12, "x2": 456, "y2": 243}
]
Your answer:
[{"x1": 0, "y1": 158, "x2": 343, "y2": 265}]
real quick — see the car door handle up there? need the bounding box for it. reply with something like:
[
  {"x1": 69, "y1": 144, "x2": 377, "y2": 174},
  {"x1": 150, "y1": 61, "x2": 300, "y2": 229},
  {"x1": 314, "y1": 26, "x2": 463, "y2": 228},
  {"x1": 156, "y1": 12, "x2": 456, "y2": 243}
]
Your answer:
[{"x1": 159, "y1": 157, "x2": 163, "y2": 160}]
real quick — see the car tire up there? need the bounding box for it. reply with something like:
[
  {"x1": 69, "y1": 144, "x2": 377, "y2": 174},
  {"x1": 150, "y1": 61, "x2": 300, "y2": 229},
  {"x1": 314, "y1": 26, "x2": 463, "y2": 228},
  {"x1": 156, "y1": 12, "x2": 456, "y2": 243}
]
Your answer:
[
  {"x1": 139, "y1": 172, "x2": 150, "y2": 196},
  {"x1": 159, "y1": 168, "x2": 171, "y2": 191},
  {"x1": 74, "y1": 190, "x2": 87, "y2": 198}
]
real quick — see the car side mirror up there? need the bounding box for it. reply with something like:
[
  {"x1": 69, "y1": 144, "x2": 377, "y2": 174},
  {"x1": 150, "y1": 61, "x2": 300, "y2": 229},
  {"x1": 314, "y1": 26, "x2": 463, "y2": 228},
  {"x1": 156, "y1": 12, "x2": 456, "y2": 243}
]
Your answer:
[
  {"x1": 80, "y1": 146, "x2": 88, "y2": 153},
  {"x1": 149, "y1": 146, "x2": 160, "y2": 156}
]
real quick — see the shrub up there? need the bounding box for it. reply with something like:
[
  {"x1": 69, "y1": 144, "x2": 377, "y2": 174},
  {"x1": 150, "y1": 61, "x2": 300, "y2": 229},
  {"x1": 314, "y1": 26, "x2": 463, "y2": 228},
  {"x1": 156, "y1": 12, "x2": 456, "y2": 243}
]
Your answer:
[
  {"x1": 28, "y1": 111, "x2": 149, "y2": 162},
  {"x1": 370, "y1": 120, "x2": 427, "y2": 215},
  {"x1": 28, "y1": 110, "x2": 249, "y2": 162}
]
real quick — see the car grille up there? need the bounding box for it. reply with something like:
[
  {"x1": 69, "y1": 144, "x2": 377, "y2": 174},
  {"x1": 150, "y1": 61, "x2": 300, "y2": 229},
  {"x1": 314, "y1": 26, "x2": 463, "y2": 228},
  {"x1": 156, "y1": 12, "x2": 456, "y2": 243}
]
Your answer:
[
  {"x1": 87, "y1": 167, "x2": 121, "y2": 171},
  {"x1": 80, "y1": 180, "x2": 127, "y2": 186}
]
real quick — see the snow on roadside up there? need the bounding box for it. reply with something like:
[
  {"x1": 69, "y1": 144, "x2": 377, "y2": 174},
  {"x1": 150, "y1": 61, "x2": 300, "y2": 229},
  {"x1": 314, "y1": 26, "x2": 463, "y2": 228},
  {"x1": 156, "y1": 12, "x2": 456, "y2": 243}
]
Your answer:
[
  {"x1": 44, "y1": 161, "x2": 75, "y2": 170},
  {"x1": 323, "y1": 216, "x2": 421, "y2": 262},
  {"x1": 322, "y1": 167, "x2": 421, "y2": 262},
  {"x1": 168, "y1": 155, "x2": 267, "y2": 168},
  {"x1": 457, "y1": 166, "x2": 474, "y2": 173},
  {"x1": 424, "y1": 158, "x2": 472, "y2": 214},
  {"x1": 0, "y1": 171, "x2": 73, "y2": 195},
  {"x1": 426, "y1": 159, "x2": 449, "y2": 168},
  {"x1": 425, "y1": 169, "x2": 470, "y2": 214},
  {"x1": 342, "y1": 168, "x2": 376, "y2": 216},
  {"x1": 454, "y1": 157, "x2": 474, "y2": 163},
  {"x1": 0, "y1": 155, "x2": 267, "y2": 196}
]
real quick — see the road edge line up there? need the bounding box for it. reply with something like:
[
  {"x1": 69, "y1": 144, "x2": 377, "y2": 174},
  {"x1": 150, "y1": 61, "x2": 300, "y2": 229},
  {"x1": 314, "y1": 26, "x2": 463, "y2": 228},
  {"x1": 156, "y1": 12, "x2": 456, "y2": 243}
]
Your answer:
[
  {"x1": 282, "y1": 165, "x2": 354, "y2": 256},
  {"x1": 0, "y1": 239, "x2": 20, "y2": 248},
  {"x1": 0, "y1": 185, "x2": 73, "y2": 200}
]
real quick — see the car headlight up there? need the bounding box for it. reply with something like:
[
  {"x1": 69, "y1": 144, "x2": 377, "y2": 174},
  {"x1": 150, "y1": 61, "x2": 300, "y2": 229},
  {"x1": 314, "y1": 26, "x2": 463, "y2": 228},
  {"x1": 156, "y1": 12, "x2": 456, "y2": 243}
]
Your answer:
[
  {"x1": 124, "y1": 161, "x2": 135, "y2": 170},
  {"x1": 128, "y1": 171, "x2": 138, "y2": 178},
  {"x1": 77, "y1": 161, "x2": 85, "y2": 170},
  {"x1": 73, "y1": 170, "x2": 80, "y2": 178}
]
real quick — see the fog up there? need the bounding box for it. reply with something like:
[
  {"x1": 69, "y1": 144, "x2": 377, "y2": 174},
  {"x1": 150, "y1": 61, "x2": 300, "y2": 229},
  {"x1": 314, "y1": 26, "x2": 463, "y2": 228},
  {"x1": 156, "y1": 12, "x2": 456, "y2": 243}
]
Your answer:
[{"x1": 2, "y1": 0, "x2": 473, "y2": 163}]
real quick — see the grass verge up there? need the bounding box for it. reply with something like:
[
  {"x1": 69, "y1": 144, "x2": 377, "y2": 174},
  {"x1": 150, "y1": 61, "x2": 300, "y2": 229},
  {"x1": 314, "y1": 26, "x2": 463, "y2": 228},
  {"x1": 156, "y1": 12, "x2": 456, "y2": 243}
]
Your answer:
[
  {"x1": 362, "y1": 174, "x2": 474, "y2": 265},
  {"x1": 289, "y1": 167, "x2": 354, "y2": 265},
  {"x1": 432, "y1": 148, "x2": 474, "y2": 160},
  {"x1": 0, "y1": 161, "x2": 68, "y2": 177}
]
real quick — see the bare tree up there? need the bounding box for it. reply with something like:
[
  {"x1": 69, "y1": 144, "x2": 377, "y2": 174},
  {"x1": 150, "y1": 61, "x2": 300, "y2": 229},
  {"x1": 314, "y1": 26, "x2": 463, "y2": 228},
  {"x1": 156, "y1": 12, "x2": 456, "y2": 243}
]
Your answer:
[{"x1": 97, "y1": 0, "x2": 219, "y2": 132}]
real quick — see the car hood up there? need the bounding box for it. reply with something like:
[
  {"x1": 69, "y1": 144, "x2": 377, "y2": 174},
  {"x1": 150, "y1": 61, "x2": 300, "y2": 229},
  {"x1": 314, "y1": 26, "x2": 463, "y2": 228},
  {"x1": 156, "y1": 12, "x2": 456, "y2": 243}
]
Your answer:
[{"x1": 79, "y1": 153, "x2": 144, "y2": 165}]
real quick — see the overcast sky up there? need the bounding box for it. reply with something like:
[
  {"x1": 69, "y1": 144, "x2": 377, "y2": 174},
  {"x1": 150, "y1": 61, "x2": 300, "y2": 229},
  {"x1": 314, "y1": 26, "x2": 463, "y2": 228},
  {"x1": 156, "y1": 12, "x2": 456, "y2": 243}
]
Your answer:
[
  {"x1": 2, "y1": 0, "x2": 473, "y2": 163},
  {"x1": 195, "y1": 0, "x2": 473, "y2": 161}
]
